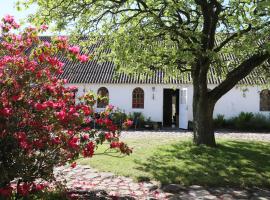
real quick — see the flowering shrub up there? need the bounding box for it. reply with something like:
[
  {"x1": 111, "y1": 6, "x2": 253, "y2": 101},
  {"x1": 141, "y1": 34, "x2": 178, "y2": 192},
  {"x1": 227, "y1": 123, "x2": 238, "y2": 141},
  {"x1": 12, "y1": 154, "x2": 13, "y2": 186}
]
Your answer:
[{"x1": 0, "y1": 15, "x2": 132, "y2": 199}]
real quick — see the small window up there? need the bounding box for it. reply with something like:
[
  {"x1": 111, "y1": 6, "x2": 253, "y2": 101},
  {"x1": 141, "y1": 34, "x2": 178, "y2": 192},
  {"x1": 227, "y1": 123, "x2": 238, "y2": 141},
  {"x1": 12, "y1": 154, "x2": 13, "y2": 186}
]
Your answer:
[
  {"x1": 132, "y1": 87, "x2": 144, "y2": 109},
  {"x1": 97, "y1": 87, "x2": 109, "y2": 108},
  {"x1": 260, "y1": 89, "x2": 270, "y2": 111}
]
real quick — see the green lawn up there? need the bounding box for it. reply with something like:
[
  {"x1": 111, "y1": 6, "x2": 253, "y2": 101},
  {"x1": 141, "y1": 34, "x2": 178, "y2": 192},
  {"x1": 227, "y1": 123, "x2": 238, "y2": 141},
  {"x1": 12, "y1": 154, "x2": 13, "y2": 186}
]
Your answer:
[{"x1": 77, "y1": 138, "x2": 270, "y2": 187}]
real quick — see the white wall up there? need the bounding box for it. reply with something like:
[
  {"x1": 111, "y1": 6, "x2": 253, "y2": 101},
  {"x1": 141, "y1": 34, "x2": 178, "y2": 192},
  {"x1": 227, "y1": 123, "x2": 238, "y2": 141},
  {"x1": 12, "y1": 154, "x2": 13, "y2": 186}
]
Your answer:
[
  {"x1": 66, "y1": 83, "x2": 269, "y2": 124},
  {"x1": 67, "y1": 84, "x2": 166, "y2": 122},
  {"x1": 186, "y1": 85, "x2": 270, "y2": 120},
  {"x1": 214, "y1": 85, "x2": 270, "y2": 118}
]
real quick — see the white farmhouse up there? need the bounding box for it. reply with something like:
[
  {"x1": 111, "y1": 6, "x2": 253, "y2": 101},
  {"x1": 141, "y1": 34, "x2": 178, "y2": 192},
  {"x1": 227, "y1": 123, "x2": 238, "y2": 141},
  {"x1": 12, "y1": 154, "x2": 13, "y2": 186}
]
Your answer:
[{"x1": 58, "y1": 56, "x2": 269, "y2": 129}]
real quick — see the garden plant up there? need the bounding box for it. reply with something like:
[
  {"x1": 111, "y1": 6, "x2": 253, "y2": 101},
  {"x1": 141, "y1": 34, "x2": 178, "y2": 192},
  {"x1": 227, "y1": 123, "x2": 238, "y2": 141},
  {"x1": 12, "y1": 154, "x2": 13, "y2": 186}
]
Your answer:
[{"x1": 0, "y1": 16, "x2": 132, "y2": 199}]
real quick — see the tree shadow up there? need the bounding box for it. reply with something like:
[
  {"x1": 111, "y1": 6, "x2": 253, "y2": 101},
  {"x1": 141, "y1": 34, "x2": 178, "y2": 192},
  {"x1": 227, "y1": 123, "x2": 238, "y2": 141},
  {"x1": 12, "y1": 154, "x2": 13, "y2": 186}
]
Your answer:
[{"x1": 135, "y1": 141, "x2": 270, "y2": 187}]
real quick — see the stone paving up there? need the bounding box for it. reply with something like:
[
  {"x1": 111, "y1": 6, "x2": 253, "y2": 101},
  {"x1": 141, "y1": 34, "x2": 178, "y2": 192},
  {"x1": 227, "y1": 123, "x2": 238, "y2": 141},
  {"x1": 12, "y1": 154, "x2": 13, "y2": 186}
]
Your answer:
[
  {"x1": 54, "y1": 165, "x2": 167, "y2": 199},
  {"x1": 54, "y1": 165, "x2": 270, "y2": 200}
]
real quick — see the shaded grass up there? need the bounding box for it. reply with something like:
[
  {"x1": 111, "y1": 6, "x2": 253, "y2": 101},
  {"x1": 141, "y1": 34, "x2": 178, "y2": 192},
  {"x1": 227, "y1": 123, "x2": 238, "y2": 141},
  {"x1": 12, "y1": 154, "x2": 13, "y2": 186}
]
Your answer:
[{"x1": 78, "y1": 138, "x2": 270, "y2": 187}]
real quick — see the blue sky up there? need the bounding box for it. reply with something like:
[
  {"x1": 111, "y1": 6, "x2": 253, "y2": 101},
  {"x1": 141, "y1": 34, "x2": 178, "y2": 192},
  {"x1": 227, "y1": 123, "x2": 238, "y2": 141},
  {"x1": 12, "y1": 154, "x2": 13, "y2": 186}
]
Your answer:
[
  {"x1": 0, "y1": 0, "x2": 58, "y2": 35},
  {"x1": 0, "y1": 0, "x2": 36, "y2": 22}
]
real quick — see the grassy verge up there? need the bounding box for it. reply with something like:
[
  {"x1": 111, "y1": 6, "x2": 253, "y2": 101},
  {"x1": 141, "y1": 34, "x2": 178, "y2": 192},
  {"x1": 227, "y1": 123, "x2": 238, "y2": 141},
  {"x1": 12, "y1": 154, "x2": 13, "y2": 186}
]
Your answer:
[{"x1": 77, "y1": 138, "x2": 270, "y2": 187}]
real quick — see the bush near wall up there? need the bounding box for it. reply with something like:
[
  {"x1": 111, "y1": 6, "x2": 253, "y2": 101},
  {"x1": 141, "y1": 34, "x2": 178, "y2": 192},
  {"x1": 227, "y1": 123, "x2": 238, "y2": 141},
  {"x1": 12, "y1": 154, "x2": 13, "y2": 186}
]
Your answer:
[{"x1": 213, "y1": 112, "x2": 270, "y2": 132}]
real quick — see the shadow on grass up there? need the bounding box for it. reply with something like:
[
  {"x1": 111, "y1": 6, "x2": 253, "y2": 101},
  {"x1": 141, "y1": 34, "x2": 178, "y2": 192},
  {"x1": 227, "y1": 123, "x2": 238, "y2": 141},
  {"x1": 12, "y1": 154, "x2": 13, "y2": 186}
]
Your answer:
[{"x1": 135, "y1": 141, "x2": 270, "y2": 187}]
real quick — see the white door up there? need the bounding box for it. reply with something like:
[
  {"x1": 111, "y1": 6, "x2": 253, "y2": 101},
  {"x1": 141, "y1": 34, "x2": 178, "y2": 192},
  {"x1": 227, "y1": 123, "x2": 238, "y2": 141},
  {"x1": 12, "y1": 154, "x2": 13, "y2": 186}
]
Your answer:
[{"x1": 179, "y1": 88, "x2": 188, "y2": 129}]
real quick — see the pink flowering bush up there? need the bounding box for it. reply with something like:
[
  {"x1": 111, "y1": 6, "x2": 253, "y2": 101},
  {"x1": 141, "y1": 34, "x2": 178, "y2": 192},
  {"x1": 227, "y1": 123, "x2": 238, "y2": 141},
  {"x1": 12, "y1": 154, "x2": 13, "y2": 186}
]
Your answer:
[{"x1": 0, "y1": 16, "x2": 132, "y2": 199}]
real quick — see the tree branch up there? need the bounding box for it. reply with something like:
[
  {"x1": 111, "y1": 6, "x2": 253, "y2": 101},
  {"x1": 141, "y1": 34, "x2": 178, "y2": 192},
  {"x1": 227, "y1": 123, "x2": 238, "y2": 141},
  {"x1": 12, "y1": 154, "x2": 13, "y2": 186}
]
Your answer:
[
  {"x1": 214, "y1": 20, "x2": 270, "y2": 52},
  {"x1": 210, "y1": 51, "x2": 270, "y2": 101}
]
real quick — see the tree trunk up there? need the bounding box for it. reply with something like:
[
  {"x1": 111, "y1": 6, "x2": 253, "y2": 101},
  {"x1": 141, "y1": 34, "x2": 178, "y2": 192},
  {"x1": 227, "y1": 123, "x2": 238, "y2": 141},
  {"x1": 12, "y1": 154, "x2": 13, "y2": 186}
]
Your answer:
[{"x1": 192, "y1": 81, "x2": 216, "y2": 147}]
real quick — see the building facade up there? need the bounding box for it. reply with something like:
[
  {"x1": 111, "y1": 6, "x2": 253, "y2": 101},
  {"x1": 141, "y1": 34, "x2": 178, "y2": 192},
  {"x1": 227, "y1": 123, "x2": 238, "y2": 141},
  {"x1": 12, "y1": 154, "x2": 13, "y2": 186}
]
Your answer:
[{"x1": 66, "y1": 83, "x2": 267, "y2": 129}]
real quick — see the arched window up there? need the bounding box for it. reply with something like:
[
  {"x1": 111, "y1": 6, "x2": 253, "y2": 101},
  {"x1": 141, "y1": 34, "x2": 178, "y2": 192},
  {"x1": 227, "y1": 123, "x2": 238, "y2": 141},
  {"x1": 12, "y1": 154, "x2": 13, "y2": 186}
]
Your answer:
[
  {"x1": 260, "y1": 89, "x2": 270, "y2": 111},
  {"x1": 97, "y1": 87, "x2": 109, "y2": 108},
  {"x1": 132, "y1": 87, "x2": 144, "y2": 109}
]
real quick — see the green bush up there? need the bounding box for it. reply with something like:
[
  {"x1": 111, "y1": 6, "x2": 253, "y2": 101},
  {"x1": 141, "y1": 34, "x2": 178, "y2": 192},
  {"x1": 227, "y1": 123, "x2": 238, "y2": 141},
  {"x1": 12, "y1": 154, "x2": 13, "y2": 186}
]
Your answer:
[
  {"x1": 110, "y1": 108, "x2": 127, "y2": 127},
  {"x1": 128, "y1": 112, "x2": 146, "y2": 129},
  {"x1": 233, "y1": 112, "x2": 254, "y2": 130},
  {"x1": 213, "y1": 114, "x2": 226, "y2": 129},
  {"x1": 213, "y1": 112, "x2": 270, "y2": 132}
]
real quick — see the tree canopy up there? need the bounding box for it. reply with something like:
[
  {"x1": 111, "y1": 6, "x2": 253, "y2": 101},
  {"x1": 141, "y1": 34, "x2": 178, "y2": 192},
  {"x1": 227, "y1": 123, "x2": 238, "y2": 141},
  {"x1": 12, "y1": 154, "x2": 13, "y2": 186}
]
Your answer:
[
  {"x1": 20, "y1": 0, "x2": 270, "y2": 146},
  {"x1": 20, "y1": 0, "x2": 270, "y2": 79}
]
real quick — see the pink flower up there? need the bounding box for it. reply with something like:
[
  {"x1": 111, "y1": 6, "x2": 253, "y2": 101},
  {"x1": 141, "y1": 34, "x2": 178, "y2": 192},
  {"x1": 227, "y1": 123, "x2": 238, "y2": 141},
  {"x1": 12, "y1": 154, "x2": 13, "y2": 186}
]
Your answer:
[
  {"x1": 0, "y1": 185, "x2": 13, "y2": 198},
  {"x1": 105, "y1": 132, "x2": 112, "y2": 140},
  {"x1": 3, "y1": 15, "x2": 14, "y2": 23},
  {"x1": 40, "y1": 24, "x2": 48, "y2": 31},
  {"x1": 57, "y1": 36, "x2": 68, "y2": 42},
  {"x1": 34, "y1": 103, "x2": 47, "y2": 111},
  {"x1": 68, "y1": 45, "x2": 80, "y2": 54},
  {"x1": 18, "y1": 183, "x2": 31, "y2": 197},
  {"x1": 67, "y1": 130, "x2": 74, "y2": 136},
  {"x1": 12, "y1": 21, "x2": 20, "y2": 29},
  {"x1": 19, "y1": 140, "x2": 30, "y2": 150},
  {"x1": 82, "y1": 134, "x2": 89, "y2": 140},
  {"x1": 106, "y1": 104, "x2": 114, "y2": 110},
  {"x1": 77, "y1": 54, "x2": 88, "y2": 62},
  {"x1": 55, "y1": 110, "x2": 66, "y2": 121},
  {"x1": 67, "y1": 86, "x2": 78, "y2": 92},
  {"x1": 43, "y1": 41, "x2": 51, "y2": 47},
  {"x1": 52, "y1": 137, "x2": 61, "y2": 145},
  {"x1": 68, "y1": 137, "x2": 79, "y2": 149},
  {"x1": 70, "y1": 162, "x2": 77, "y2": 168},
  {"x1": 124, "y1": 119, "x2": 133, "y2": 127},
  {"x1": 33, "y1": 183, "x2": 46, "y2": 191},
  {"x1": 82, "y1": 141, "x2": 95, "y2": 157},
  {"x1": 0, "y1": 107, "x2": 12, "y2": 117},
  {"x1": 83, "y1": 127, "x2": 91, "y2": 131},
  {"x1": 81, "y1": 105, "x2": 92, "y2": 115}
]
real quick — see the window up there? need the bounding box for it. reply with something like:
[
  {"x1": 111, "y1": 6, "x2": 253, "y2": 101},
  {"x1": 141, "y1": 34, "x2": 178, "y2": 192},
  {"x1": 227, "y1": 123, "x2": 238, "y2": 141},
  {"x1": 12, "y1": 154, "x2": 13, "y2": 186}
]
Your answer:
[
  {"x1": 97, "y1": 87, "x2": 109, "y2": 108},
  {"x1": 132, "y1": 87, "x2": 144, "y2": 108},
  {"x1": 260, "y1": 89, "x2": 270, "y2": 111}
]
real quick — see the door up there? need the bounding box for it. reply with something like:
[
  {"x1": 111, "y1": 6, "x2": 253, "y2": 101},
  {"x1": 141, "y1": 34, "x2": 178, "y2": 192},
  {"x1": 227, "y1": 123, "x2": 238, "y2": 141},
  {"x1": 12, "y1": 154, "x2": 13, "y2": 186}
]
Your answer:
[
  {"x1": 163, "y1": 89, "x2": 173, "y2": 127},
  {"x1": 179, "y1": 88, "x2": 188, "y2": 129}
]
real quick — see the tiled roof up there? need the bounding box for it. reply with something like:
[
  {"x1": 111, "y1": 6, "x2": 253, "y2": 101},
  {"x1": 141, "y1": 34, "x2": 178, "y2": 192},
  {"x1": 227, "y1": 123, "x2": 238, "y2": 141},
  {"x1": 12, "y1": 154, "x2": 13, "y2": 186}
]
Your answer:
[{"x1": 41, "y1": 36, "x2": 269, "y2": 85}]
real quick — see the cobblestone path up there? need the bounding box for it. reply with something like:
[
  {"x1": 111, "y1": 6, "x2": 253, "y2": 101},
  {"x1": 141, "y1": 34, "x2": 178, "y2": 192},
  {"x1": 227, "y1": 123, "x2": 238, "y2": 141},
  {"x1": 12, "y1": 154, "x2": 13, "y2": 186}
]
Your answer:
[{"x1": 55, "y1": 165, "x2": 270, "y2": 200}]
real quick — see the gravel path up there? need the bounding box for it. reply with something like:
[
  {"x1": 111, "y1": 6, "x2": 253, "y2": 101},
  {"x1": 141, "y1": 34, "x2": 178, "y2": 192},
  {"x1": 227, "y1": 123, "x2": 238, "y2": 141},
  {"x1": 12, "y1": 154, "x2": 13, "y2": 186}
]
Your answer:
[{"x1": 121, "y1": 130, "x2": 270, "y2": 141}]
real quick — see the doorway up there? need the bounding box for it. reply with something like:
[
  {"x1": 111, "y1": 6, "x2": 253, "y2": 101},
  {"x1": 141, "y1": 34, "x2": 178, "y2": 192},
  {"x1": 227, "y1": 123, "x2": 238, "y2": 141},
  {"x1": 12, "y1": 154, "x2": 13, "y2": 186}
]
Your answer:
[{"x1": 163, "y1": 89, "x2": 179, "y2": 127}]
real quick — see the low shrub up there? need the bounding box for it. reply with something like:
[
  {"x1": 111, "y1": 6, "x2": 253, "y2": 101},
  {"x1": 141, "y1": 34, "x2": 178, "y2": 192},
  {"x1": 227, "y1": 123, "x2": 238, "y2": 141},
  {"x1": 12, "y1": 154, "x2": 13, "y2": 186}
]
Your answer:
[
  {"x1": 213, "y1": 112, "x2": 270, "y2": 131},
  {"x1": 128, "y1": 112, "x2": 146, "y2": 129},
  {"x1": 0, "y1": 16, "x2": 132, "y2": 199},
  {"x1": 213, "y1": 114, "x2": 226, "y2": 129}
]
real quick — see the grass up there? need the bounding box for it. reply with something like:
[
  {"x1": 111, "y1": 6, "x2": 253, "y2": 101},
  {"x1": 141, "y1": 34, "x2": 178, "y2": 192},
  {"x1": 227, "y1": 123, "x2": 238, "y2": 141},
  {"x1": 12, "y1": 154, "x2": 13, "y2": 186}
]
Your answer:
[{"x1": 77, "y1": 138, "x2": 270, "y2": 188}]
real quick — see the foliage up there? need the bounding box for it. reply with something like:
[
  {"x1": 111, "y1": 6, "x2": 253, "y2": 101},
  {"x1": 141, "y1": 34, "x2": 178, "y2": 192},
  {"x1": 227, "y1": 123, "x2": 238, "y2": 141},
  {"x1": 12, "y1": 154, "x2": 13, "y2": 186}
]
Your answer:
[
  {"x1": 127, "y1": 112, "x2": 146, "y2": 129},
  {"x1": 213, "y1": 114, "x2": 226, "y2": 129},
  {"x1": 0, "y1": 16, "x2": 132, "y2": 199},
  {"x1": 214, "y1": 112, "x2": 270, "y2": 131},
  {"x1": 110, "y1": 108, "x2": 127, "y2": 128},
  {"x1": 21, "y1": 0, "x2": 270, "y2": 146},
  {"x1": 20, "y1": 0, "x2": 270, "y2": 78}
]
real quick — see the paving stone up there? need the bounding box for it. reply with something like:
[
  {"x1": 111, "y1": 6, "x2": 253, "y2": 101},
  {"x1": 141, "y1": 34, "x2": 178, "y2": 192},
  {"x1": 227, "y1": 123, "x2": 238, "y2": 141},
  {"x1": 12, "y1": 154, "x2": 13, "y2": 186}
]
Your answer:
[
  {"x1": 189, "y1": 185, "x2": 203, "y2": 190},
  {"x1": 203, "y1": 194, "x2": 218, "y2": 200},
  {"x1": 232, "y1": 190, "x2": 250, "y2": 198},
  {"x1": 169, "y1": 193, "x2": 196, "y2": 200},
  {"x1": 189, "y1": 189, "x2": 210, "y2": 197},
  {"x1": 162, "y1": 184, "x2": 186, "y2": 193},
  {"x1": 250, "y1": 197, "x2": 270, "y2": 200},
  {"x1": 220, "y1": 194, "x2": 234, "y2": 200},
  {"x1": 53, "y1": 164, "x2": 270, "y2": 200}
]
